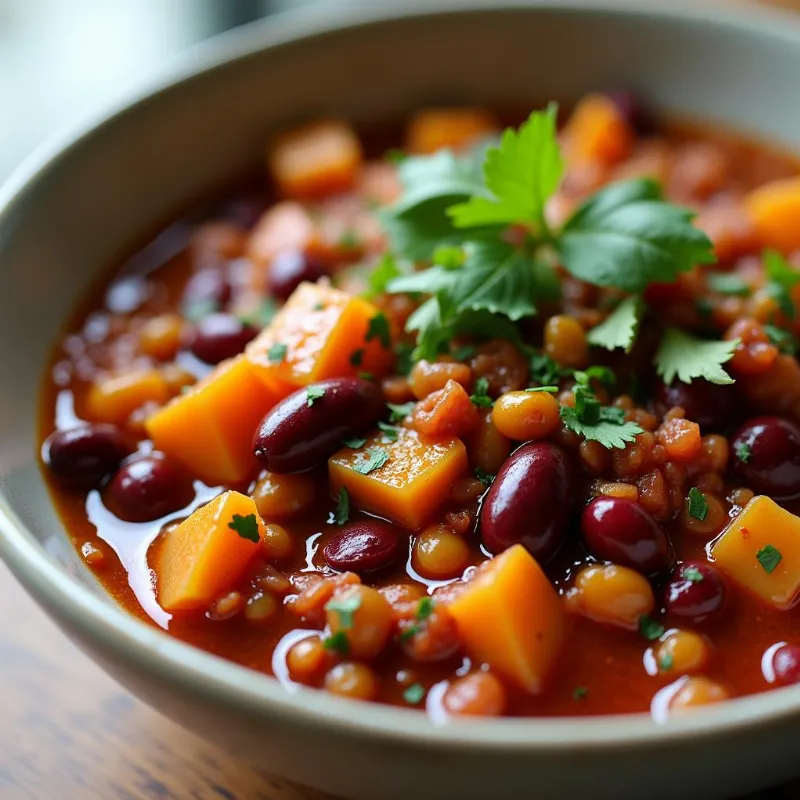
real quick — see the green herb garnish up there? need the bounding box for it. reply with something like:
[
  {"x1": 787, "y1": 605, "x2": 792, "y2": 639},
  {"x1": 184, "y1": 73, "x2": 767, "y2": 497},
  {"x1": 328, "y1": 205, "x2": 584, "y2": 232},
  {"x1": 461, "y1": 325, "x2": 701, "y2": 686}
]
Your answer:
[
  {"x1": 638, "y1": 615, "x2": 665, "y2": 641},
  {"x1": 377, "y1": 421, "x2": 399, "y2": 441},
  {"x1": 586, "y1": 296, "x2": 643, "y2": 353},
  {"x1": 452, "y1": 344, "x2": 477, "y2": 361},
  {"x1": 353, "y1": 447, "x2": 390, "y2": 475},
  {"x1": 765, "y1": 249, "x2": 800, "y2": 320},
  {"x1": 734, "y1": 440, "x2": 752, "y2": 464},
  {"x1": 707, "y1": 272, "x2": 751, "y2": 297},
  {"x1": 658, "y1": 653, "x2": 674, "y2": 673},
  {"x1": 757, "y1": 544, "x2": 783, "y2": 574},
  {"x1": 342, "y1": 436, "x2": 367, "y2": 449},
  {"x1": 683, "y1": 566, "x2": 705, "y2": 583},
  {"x1": 365, "y1": 252, "x2": 404, "y2": 297},
  {"x1": 387, "y1": 401, "x2": 415, "y2": 423},
  {"x1": 366, "y1": 311, "x2": 392, "y2": 349},
  {"x1": 764, "y1": 324, "x2": 797, "y2": 355},
  {"x1": 655, "y1": 328, "x2": 737, "y2": 385},
  {"x1": 184, "y1": 298, "x2": 219, "y2": 322},
  {"x1": 475, "y1": 468, "x2": 496, "y2": 486},
  {"x1": 306, "y1": 386, "x2": 326, "y2": 407},
  {"x1": 323, "y1": 631, "x2": 350, "y2": 655},
  {"x1": 525, "y1": 385, "x2": 559, "y2": 393},
  {"x1": 325, "y1": 594, "x2": 362, "y2": 629},
  {"x1": 403, "y1": 683, "x2": 426, "y2": 705},
  {"x1": 687, "y1": 487, "x2": 709, "y2": 521},
  {"x1": 227, "y1": 513, "x2": 260, "y2": 543},
  {"x1": 572, "y1": 686, "x2": 588, "y2": 700},
  {"x1": 333, "y1": 487, "x2": 350, "y2": 525},
  {"x1": 349, "y1": 348, "x2": 365, "y2": 367},
  {"x1": 267, "y1": 342, "x2": 287, "y2": 363},
  {"x1": 470, "y1": 376, "x2": 494, "y2": 408},
  {"x1": 237, "y1": 298, "x2": 278, "y2": 328},
  {"x1": 338, "y1": 230, "x2": 361, "y2": 249}
]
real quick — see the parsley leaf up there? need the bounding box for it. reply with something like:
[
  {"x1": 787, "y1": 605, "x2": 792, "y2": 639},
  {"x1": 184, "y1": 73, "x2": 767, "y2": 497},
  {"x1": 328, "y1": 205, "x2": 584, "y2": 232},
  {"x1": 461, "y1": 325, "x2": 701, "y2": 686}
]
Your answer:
[
  {"x1": 323, "y1": 631, "x2": 350, "y2": 655},
  {"x1": 707, "y1": 271, "x2": 751, "y2": 297},
  {"x1": 342, "y1": 436, "x2": 367, "y2": 449},
  {"x1": 403, "y1": 682, "x2": 426, "y2": 705},
  {"x1": 395, "y1": 341, "x2": 414, "y2": 375},
  {"x1": 687, "y1": 487, "x2": 709, "y2": 521},
  {"x1": 683, "y1": 566, "x2": 705, "y2": 583},
  {"x1": 333, "y1": 487, "x2": 350, "y2": 525},
  {"x1": 228, "y1": 513, "x2": 260, "y2": 543},
  {"x1": 734, "y1": 440, "x2": 752, "y2": 463},
  {"x1": 364, "y1": 252, "x2": 403, "y2": 297},
  {"x1": 526, "y1": 385, "x2": 559, "y2": 393},
  {"x1": 757, "y1": 544, "x2": 783, "y2": 574},
  {"x1": 475, "y1": 468, "x2": 496, "y2": 486},
  {"x1": 387, "y1": 401, "x2": 415, "y2": 423},
  {"x1": 638, "y1": 615, "x2": 665, "y2": 641},
  {"x1": 452, "y1": 344, "x2": 477, "y2": 361},
  {"x1": 306, "y1": 386, "x2": 326, "y2": 407},
  {"x1": 377, "y1": 421, "x2": 399, "y2": 441},
  {"x1": 765, "y1": 249, "x2": 800, "y2": 320},
  {"x1": 325, "y1": 594, "x2": 362, "y2": 629},
  {"x1": 586, "y1": 296, "x2": 643, "y2": 353},
  {"x1": 349, "y1": 349, "x2": 364, "y2": 367},
  {"x1": 416, "y1": 596, "x2": 435, "y2": 620},
  {"x1": 267, "y1": 342, "x2": 287, "y2": 363},
  {"x1": 530, "y1": 352, "x2": 571, "y2": 386},
  {"x1": 561, "y1": 406, "x2": 643, "y2": 449},
  {"x1": 764, "y1": 324, "x2": 797, "y2": 355},
  {"x1": 658, "y1": 653, "x2": 674, "y2": 673},
  {"x1": 470, "y1": 376, "x2": 494, "y2": 408},
  {"x1": 558, "y1": 178, "x2": 715, "y2": 291},
  {"x1": 353, "y1": 447, "x2": 390, "y2": 475},
  {"x1": 655, "y1": 328, "x2": 737, "y2": 386},
  {"x1": 366, "y1": 311, "x2": 392, "y2": 349},
  {"x1": 572, "y1": 686, "x2": 588, "y2": 701}
]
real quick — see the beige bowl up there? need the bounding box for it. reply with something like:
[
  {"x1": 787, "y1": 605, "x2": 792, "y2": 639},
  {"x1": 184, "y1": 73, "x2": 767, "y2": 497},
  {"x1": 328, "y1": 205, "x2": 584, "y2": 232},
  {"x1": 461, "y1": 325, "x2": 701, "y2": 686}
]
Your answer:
[{"x1": 3, "y1": 2, "x2": 800, "y2": 797}]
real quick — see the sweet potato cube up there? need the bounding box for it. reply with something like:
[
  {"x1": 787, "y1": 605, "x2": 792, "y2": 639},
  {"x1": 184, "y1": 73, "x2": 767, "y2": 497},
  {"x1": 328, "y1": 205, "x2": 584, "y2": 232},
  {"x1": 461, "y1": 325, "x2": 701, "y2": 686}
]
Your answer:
[
  {"x1": 712, "y1": 495, "x2": 800, "y2": 609},
  {"x1": 564, "y1": 93, "x2": 634, "y2": 165},
  {"x1": 447, "y1": 544, "x2": 566, "y2": 693},
  {"x1": 86, "y1": 369, "x2": 169, "y2": 424},
  {"x1": 157, "y1": 490, "x2": 264, "y2": 612},
  {"x1": 268, "y1": 119, "x2": 363, "y2": 199},
  {"x1": 247, "y1": 201, "x2": 321, "y2": 266},
  {"x1": 406, "y1": 108, "x2": 499, "y2": 154},
  {"x1": 328, "y1": 427, "x2": 467, "y2": 529},
  {"x1": 745, "y1": 177, "x2": 800, "y2": 254},
  {"x1": 247, "y1": 282, "x2": 392, "y2": 387},
  {"x1": 146, "y1": 355, "x2": 287, "y2": 485}
]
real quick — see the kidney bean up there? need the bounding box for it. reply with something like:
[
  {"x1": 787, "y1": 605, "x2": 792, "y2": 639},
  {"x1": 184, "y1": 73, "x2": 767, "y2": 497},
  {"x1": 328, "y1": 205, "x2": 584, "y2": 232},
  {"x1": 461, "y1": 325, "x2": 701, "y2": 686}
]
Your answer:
[
  {"x1": 323, "y1": 520, "x2": 403, "y2": 573},
  {"x1": 664, "y1": 561, "x2": 727, "y2": 624},
  {"x1": 181, "y1": 268, "x2": 231, "y2": 311},
  {"x1": 654, "y1": 379, "x2": 735, "y2": 432},
  {"x1": 770, "y1": 644, "x2": 800, "y2": 685},
  {"x1": 581, "y1": 496, "x2": 671, "y2": 574},
  {"x1": 253, "y1": 378, "x2": 384, "y2": 473},
  {"x1": 189, "y1": 313, "x2": 259, "y2": 364},
  {"x1": 479, "y1": 441, "x2": 575, "y2": 561},
  {"x1": 731, "y1": 416, "x2": 800, "y2": 501},
  {"x1": 105, "y1": 455, "x2": 194, "y2": 522},
  {"x1": 267, "y1": 250, "x2": 327, "y2": 300},
  {"x1": 43, "y1": 424, "x2": 132, "y2": 488}
]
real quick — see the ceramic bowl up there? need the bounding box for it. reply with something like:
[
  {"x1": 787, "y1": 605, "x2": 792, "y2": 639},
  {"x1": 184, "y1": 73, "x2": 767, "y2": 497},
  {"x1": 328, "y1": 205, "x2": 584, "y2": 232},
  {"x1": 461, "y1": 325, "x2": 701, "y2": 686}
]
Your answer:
[{"x1": 3, "y1": 2, "x2": 800, "y2": 798}]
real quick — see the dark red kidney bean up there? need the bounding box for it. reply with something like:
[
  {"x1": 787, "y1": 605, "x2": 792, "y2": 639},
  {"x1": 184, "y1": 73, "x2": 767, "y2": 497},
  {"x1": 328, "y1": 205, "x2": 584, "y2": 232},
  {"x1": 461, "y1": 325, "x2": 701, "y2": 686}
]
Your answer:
[
  {"x1": 323, "y1": 520, "x2": 402, "y2": 573},
  {"x1": 43, "y1": 424, "x2": 132, "y2": 489},
  {"x1": 267, "y1": 250, "x2": 327, "y2": 300},
  {"x1": 664, "y1": 561, "x2": 727, "y2": 624},
  {"x1": 603, "y1": 89, "x2": 652, "y2": 134},
  {"x1": 732, "y1": 416, "x2": 800, "y2": 501},
  {"x1": 771, "y1": 644, "x2": 800, "y2": 685},
  {"x1": 181, "y1": 268, "x2": 232, "y2": 312},
  {"x1": 581, "y1": 497, "x2": 671, "y2": 574},
  {"x1": 254, "y1": 378, "x2": 384, "y2": 473},
  {"x1": 480, "y1": 442, "x2": 575, "y2": 561},
  {"x1": 104, "y1": 455, "x2": 194, "y2": 523},
  {"x1": 654, "y1": 379, "x2": 735, "y2": 431},
  {"x1": 189, "y1": 313, "x2": 259, "y2": 364}
]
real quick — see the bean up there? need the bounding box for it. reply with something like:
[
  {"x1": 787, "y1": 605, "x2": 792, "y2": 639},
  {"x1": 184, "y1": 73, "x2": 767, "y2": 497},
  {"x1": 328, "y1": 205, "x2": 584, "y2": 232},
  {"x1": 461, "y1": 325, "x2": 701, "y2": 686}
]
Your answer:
[
  {"x1": 267, "y1": 250, "x2": 326, "y2": 300},
  {"x1": 251, "y1": 470, "x2": 317, "y2": 520},
  {"x1": 104, "y1": 455, "x2": 194, "y2": 522},
  {"x1": 44, "y1": 424, "x2": 132, "y2": 488},
  {"x1": 491, "y1": 390, "x2": 561, "y2": 442},
  {"x1": 567, "y1": 563, "x2": 654, "y2": 630},
  {"x1": 326, "y1": 585, "x2": 393, "y2": 660},
  {"x1": 581, "y1": 497, "x2": 671, "y2": 574},
  {"x1": 189, "y1": 313, "x2": 259, "y2": 364},
  {"x1": 443, "y1": 672, "x2": 507, "y2": 717},
  {"x1": 668, "y1": 676, "x2": 729, "y2": 713},
  {"x1": 412, "y1": 526, "x2": 470, "y2": 580},
  {"x1": 664, "y1": 561, "x2": 727, "y2": 624},
  {"x1": 253, "y1": 378, "x2": 384, "y2": 473},
  {"x1": 324, "y1": 662, "x2": 380, "y2": 701},
  {"x1": 770, "y1": 644, "x2": 800, "y2": 685},
  {"x1": 323, "y1": 520, "x2": 402, "y2": 574},
  {"x1": 656, "y1": 630, "x2": 711, "y2": 675},
  {"x1": 480, "y1": 441, "x2": 575, "y2": 561},
  {"x1": 731, "y1": 416, "x2": 800, "y2": 501},
  {"x1": 654, "y1": 379, "x2": 735, "y2": 432}
]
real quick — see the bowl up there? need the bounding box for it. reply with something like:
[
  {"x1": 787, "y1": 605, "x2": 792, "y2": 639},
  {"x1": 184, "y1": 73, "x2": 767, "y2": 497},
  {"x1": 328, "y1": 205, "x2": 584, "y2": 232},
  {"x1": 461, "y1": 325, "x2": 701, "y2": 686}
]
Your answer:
[{"x1": 3, "y1": 2, "x2": 800, "y2": 798}]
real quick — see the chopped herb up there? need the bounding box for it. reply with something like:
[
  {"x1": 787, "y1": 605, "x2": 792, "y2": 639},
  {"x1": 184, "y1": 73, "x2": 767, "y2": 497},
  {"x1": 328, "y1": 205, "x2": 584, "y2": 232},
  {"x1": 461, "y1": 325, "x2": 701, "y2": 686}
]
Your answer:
[
  {"x1": 683, "y1": 566, "x2": 705, "y2": 583},
  {"x1": 572, "y1": 686, "x2": 588, "y2": 700},
  {"x1": 432, "y1": 245, "x2": 466, "y2": 270},
  {"x1": 267, "y1": 342, "x2": 287, "y2": 363},
  {"x1": 306, "y1": 385, "x2": 326, "y2": 407},
  {"x1": 575, "y1": 365, "x2": 617, "y2": 389},
  {"x1": 403, "y1": 682, "x2": 426, "y2": 705},
  {"x1": 452, "y1": 344, "x2": 478, "y2": 361},
  {"x1": 474, "y1": 468, "x2": 496, "y2": 486},
  {"x1": 325, "y1": 594, "x2": 362, "y2": 629},
  {"x1": 687, "y1": 487, "x2": 709, "y2": 521},
  {"x1": 333, "y1": 487, "x2": 350, "y2": 525},
  {"x1": 765, "y1": 249, "x2": 800, "y2": 320},
  {"x1": 586, "y1": 296, "x2": 643, "y2": 353},
  {"x1": 399, "y1": 623, "x2": 420, "y2": 642},
  {"x1": 366, "y1": 311, "x2": 392, "y2": 349},
  {"x1": 342, "y1": 436, "x2": 367, "y2": 449},
  {"x1": 377, "y1": 421, "x2": 399, "y2": 441},
  {"x1": 227, "y1": 513, "x2": 260, "y2": 543},
  {"x1": 184, "y1": 298, "x2": 219, "y2": 322},
  {"x1": 353, "y1": 447, "x2": 390, "y2": 475},
  {"x1": 525, "y1": 385, "x2": 559, "y2": 393},
  {"x1": 358, "y1": 371, "x2": 375, "y2": 381},
  {"x1": 387, "y1": 401, "x2": 415, "y2": 423},
  {"x1": 338, "y1": 230, "x2": 361, "y2": 249},
  {"x1": 638, "y1": 615, "x2": 665, "y2": 641},
  {"x1": 756, "y1": 544, "x2": 783, "y2": 574},
  {"x1": 384, "y1": 148, "x2": 407, "y2": 165},
  {"x1": 470, "y1": 376, "x2": 494, "y2": 408},
  {"x1": 237, "y1": 298, "x2": 278, "y2": 327},
  {"x1": 658, "y1": 652, "x2": 674, "y2": 673},
  {"x1": 707, "y1": 272, "x2": 752, "y2": 297},
  {"x1": 764, "y1": 324, "x2": 797, "y2": 355},
  {"x1": 530, "y1": 352, "x2": 570, "y2": 386},
  {"x1": 349, "y1": 348, "x2": 365, "y2": 367},
  {"x1": 313, "y1": 302, "x2": 326, "y2": 311},
  {"x1": 323, "y1": 631, "x2": 350, "y2": 655},
  {"x1": 416, "y1": 596, "x2": 435, "y2": 620},
  {"x1": 655, "y1": 328, "x2": 737, "y2": 386},
  {"x1": 394, "y1": 341, "x2": 414, "y2": 376},
  {"x1": 365, "y1": 252, "x2": 404, "y2": 298},
  {"x1": 695, "y1": 298, "x2": 714, "y2": 319},
  {"x1": 735, "y1": 440, "x2": 752, "y2": 463}
]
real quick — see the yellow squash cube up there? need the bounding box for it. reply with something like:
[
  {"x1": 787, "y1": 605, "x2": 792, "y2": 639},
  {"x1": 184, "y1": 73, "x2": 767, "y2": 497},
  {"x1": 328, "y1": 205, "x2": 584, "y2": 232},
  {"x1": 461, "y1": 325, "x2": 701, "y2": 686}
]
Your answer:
[
  {"x1": 328, "y1": 427, "x2": 467, "y2": 530},
  {"x1": 711, "y1": 495, "x2": 800, "y2": 609},
  {"x1": 86, "y1": 368, "x2": 169, "y2": 424}
]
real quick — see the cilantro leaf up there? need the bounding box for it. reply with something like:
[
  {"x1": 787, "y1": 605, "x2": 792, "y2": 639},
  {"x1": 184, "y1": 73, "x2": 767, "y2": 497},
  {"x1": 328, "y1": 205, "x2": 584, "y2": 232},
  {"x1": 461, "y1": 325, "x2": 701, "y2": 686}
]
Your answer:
[
  {"x1": 349, "y1": 349, "x2": 364, "y2": 367},
  {"x1": 530, "y1": 352, "x2": 571, "y2": 386},
  {"x1": 366, "y1": 311, "x2": 392, "y2": 349},
  {"x1": 323, "y1": 631, "x2": 350, "y2": 655},
  {"x1": 333, "y1": 487, "x2": 350, "y2": 525},
  {"x1": 403, "y1": 683, "x2": 425, "y2": 705},
  {"x1": 558, "y1": 178, "x2": 715, "y2": 291},
  {"x1": 377, "y1": 421, "x2": 399, "y2": 441},
  {"x1": 734, "y1": 440, "x2": 751, "y2": 464},
  {"x1": 683, "y1": 566, "x2": 704, "y2": 583},
  {"x1": 765, "y1": 249, "x2": 800, "y2": 320},
  {"x1": 707, "y1": 272, "x2": 751, "y2": 297},
  {"x1": 267, "y1": 342, "x2": 287, "y2": 363},
  {"x1": 560, "y1": 405, "x2": 643, "y2": 449},
  {"x1": 387, "y1": 401, "x2": 414, "y2": 423},
  {"x1": 448, "y1": 105, "x2": 563, "y2": 230},
  {"x1": 526, "y1": 385, "x2": 559, "y2": 393},
  {"x1": 586, "y1": 296, "x2": 643, "y2": 353},
  {"x1": 572, "y1": 686, "x2": 588, "y2": 701},
  {"x1": 470, "y1": 376, "x2": 494, "y2": 408},
  {"x1": 757, "y1": 544, "x2": 783, "y2": 574},
  {"x1": 452, "y1": 344, "x2": 477, "y2": 361},
  {"x1": 228, "y1": 513, "x2": 260, "y2": 543},
  {"x1": 638, "y1": 615, "x2": 665, "y2": 641},
  {"x1": 658, "y1": 653, "x2": 674, "y2": 673},
  {"x1": 365, "y1": 252, "x2": 404, "y2": 298},
  {"x1": 306, "y1": 386, "x2": 326, "y2": 407},
  {"x1": 416, "y1": 596, "x2": 435, "y2": 620},
  {"x1": 342, "y1": 436, "x2": 367, "y2": 449},
  {"x1": 325, "y1": 594, "x2": 362, "y2": 629},
  {"x1": 475, "y1": 468, "x2": 496, "y2": 486},
  {"x1": 655, "y1": 328, "x2": 737, "y2": 385},
  {"x1": 404, "y1": 296, "x2": 449, "y2": 362},
  {"x1": 687, "y1": 487, "x2": 708, "y2": 521},
  {"x1": 353, "y1": 447, "x2": 390, "y2": 475}
]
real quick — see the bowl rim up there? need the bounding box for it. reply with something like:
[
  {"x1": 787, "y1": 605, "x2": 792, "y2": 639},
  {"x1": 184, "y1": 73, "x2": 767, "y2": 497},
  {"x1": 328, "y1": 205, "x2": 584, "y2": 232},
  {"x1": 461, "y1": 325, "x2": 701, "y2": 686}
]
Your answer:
[{"x1": 4, "y1": 0, "x2": 800, "y2": 752}]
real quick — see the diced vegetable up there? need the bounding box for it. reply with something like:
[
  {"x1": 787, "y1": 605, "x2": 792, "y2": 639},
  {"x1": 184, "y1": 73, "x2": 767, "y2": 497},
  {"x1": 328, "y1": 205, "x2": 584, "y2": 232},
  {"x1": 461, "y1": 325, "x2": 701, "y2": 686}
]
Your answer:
[
  {"x1": 146, "y1": 355, "x2": 288, "y2": 485},
  {"x1": 405, "y1": 107, "x2": 498, "y2": 154},
  {"x1": 268, "y1": 119, "x2": 363, "y2": 199},
  {"x1": 328, "y1": 427, "x2": 468, "y2": 529},
  {"x1": 247, "y1": 282, "x2": 392, "y2": 388},
  {"x1": 745, "y1": 177, "x2": 800, "y2": 253},
  {"x1": 711, "y1": 495, "x2": 800, "y2": 609},
  {"x1": 247, "y1": 201, "x2": 321, "y2": 266},
  {"x1": 447, "y1": 544, "x2": 566, "y2": 693},
  {"x1": 564, "y1": 93, "x2": 634, "y2": 165},
  {"x1": 156, "y1": 490, "x2": 264, "y2": 611},
  {"x1": 86, "y1": 369, "x2": 169, "y2": 424}
]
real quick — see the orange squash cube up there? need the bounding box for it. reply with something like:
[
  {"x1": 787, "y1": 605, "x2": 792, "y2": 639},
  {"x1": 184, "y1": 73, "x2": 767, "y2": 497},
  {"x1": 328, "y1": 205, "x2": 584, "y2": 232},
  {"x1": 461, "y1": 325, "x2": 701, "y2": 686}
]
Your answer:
[
  {"x1": 328, "y1": 427, "x2": 468, "y2": 529},
  {"x1": 564, "y1": 93, "x2": 634, "y2": 165},
  {"x1": 711, "y1": 495, "x2": 800, "y2": 609},
  {"x1": 447, "y1": 545, "x2": 566, "y2": 693},
  {"x1": 157, "y1": 490, "x2": 264, "y2": 612},
  {"x1": 146, "y1": 355, "x2": 287, "y2": 485},
  {"x1": 247, "y1": 282, "x2": 392, "y2": 388},
  {"x1": 247, "y1": 201, "x2": 321, "y2": 267},
  {"x1": 745, "y1": 177, "x2": 800, "y2": 254},
  {"x1": 405, "y1": 107, "x2": 499, "y2": 154},
  {"x1": 86, "y1": 368, "x2": 170, "y2": 424},
  {"x1": 268, "y1": 119, "x2": 363, "y2": 199}
]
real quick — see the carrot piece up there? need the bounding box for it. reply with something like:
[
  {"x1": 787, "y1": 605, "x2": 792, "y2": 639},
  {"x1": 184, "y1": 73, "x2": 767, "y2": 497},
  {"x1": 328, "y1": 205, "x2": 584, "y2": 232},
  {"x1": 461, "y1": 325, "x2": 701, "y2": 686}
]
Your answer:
[
  {"x1": 156, "y1": 490, "x2": 264, "y2": 612},
  {"x1": 146, "y1": 355, "x2": 288, "y2": 485},
  {"x1": 564, "y1": 93, "x2": 634, "y2": 165},
  {"x1": 329, "y1": 427, "x2": 468, "y2": 529},
  {"x1": 406, "y1": 108, "x2": 498, "y2": 154},
  {"x1": 411, "y1": 379, "x2": 479, "y2": 438},
  {"x1": 745, "y1": 176, "x2": 800, "y2": 254},
  {"x1": 268, "y1": 119, "x2": 363, "y2": 199},
  {"x1": 447, "y1": 544, "x2": 566, "y2": 693},
  {"x1": 86, "y1": 369, "x2": 169, "y2": 424},
  {"x1": 246, "y1": 282, "x2": 393, "y2": 388},
  {"x1": 712, "y1": 495, "x2": 800, "y2": 609}
]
